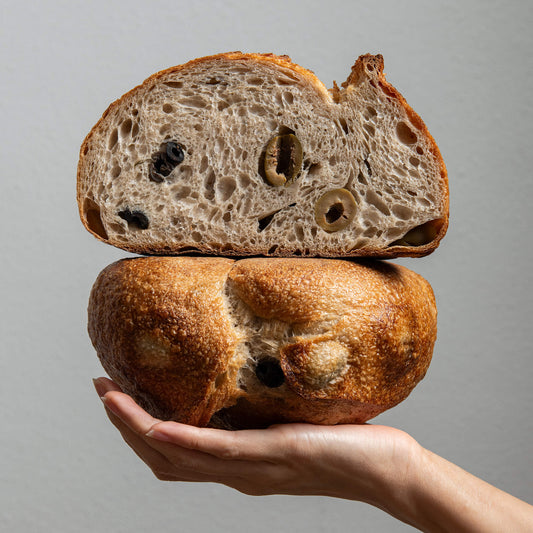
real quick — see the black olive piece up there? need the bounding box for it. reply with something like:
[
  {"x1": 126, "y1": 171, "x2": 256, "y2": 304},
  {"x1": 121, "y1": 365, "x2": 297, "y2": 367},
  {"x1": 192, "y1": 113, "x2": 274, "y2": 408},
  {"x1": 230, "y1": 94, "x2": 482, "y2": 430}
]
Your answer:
[
  {"x1": 149, "y1": 141, "x2": 185, "y2": 182},
  {"x1": 255, "y1": 358, "x2": 285, "y2": 388},
  {"x1": 166, "y1": 141, "x2": 185, "y2": 164},
  {"x1": 118, "y1": 209, "x2": 150, "y2": 230}
]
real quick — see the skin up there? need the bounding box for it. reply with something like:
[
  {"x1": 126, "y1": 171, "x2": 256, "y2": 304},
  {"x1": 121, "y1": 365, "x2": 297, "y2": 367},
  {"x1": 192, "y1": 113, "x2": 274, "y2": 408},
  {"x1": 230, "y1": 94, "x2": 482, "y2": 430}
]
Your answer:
[{"x1": 94, "y1": 377, "x2": 533, "y2": 532}]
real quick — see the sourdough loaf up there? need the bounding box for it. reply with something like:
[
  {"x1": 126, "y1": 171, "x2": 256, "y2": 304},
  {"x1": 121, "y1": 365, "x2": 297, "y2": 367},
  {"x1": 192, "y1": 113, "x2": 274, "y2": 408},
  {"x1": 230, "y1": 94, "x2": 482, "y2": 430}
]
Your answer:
[
  {"x1": 88, "y1": 257, "x2": 437, "y2": 428},
  {"x1": 78, "y1": 52, "x2": 448, "y2": 257}
]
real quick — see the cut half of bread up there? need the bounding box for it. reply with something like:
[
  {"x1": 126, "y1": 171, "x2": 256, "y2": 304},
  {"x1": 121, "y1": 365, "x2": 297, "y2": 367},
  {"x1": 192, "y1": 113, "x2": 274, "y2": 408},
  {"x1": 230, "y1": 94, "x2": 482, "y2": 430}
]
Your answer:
[{"x1": 78, "y1": 52, "x2": 448, "y2": 257}]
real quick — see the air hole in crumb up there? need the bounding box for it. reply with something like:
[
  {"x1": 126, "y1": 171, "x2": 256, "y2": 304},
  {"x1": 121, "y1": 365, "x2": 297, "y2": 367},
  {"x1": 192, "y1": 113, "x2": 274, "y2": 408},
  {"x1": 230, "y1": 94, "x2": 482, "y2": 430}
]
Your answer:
[
  {"x1": 363, "y1": 123, "x2": 375, "y2": 136},
  {"x1": 84, "y1": 199, "x2": 108, "y2": 240},
  {"x1": 191, "y1": 231, "x2": 202, "y2": 242},
  {"x1": 131, "y1": 122, "x2": 139, "y2": 139},
  {"x1": 308, "y1": 163, "x2": 322, "y2": 177},
  {"x1": 417, "y1": 197, "x2": 431, "y2": 207},
  {"x1": 409, "y1": 156, "x2": 420, "y2": 167},
  {"x1": 120, "y1": 118, "x2": 133, "y2": 138},
  {"x1": 339, "y1": 117, "x2": 349, "y2": 134},
  {"x1": 164, "y1": 81, "x2": 183, "y2": 89},
  {"x1": 223, "y1": 212, "x2": 231, "y2": 222},
  {"x1": 162, "y1": 103, "x2": 173, "y2": 113},
  {"x1": 176, "y1": 186, "x2": 191, "y2": 200},
  {"x1": 110, "y1": 165, "x2": 121, "y2": 178},
  {"x1": 248, "y1": 76, "x2": 263, "y2": 86},
  {"x1": 268, "y1": 245, "x2": 278, "y2": 254},
  {"x1": 217, "y1": 177, "x2": 236, "y2": 201},
  {"x1": 218, "y1": 100, "x2": 230, "y2": 111},
  {"x1": 179, "y1": 96, "x2": 208, "y2": 108},
  {"x1": 283, "y1": 91, "x2": 294, "y2": 105},
  {"x1": 204, "y1": 171, "x2": 216, "y2": 200},
  {"x1": 364, "y1": 158, "x2": 372, "y2": 176},
  {"x1": 365, "y1": 106, "x2": 377, "y2": 120},
  {"x1": 392, "y1": 205, "x2": 413, "y2": 220},
  {"x1": 397, "y1": 122, "x2": 417, "y2": 145},
  {"x1": 416, "y1": 146, "x2": 424, "y2": 155},
  {"x1": 258, "y1": 211, "x2": 278, "y2": 232},
  {"x1": 238, "y1": 173, "x2": 252, "y2": 188},
  {"x1": 357, "y1": 171, "x2": 367, "y2": 185},
  {"x1": 108, "y1": 129, "x2": 118, "y2": 150},
  {"x1": 366, "y1": 190, "x2": 391, "y2": 215}
]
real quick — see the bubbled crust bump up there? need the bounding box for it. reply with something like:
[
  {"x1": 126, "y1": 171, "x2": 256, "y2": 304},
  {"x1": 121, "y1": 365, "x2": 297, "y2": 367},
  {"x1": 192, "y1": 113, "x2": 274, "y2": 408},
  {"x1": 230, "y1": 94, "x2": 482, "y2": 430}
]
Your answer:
[
  {"x1": 88, "y1": 256, "x2": 240, "y2": 425},
  {"x1": 225, "y1": 258, "x2": 436, "y2": 426}
]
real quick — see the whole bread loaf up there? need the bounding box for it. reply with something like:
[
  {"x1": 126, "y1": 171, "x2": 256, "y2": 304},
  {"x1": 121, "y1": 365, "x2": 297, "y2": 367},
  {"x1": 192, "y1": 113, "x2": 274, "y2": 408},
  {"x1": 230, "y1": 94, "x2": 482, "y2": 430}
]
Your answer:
[
  {"x1": 78, "y1": 52, "x2": 448, "y2": 258},
  {"x1": 88, "y1": 257, "x2": 437, "y2": 428}
]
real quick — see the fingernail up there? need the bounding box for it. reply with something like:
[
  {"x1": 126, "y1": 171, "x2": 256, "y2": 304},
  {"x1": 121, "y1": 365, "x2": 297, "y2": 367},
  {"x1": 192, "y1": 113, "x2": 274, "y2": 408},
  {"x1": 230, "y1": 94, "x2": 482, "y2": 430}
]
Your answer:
[
  {"x1": 146, "y1": 428, "x2": 172, "y2": 442},
  {"x1": 92, "y1": 378, "x2": 107, "y2": 397}
]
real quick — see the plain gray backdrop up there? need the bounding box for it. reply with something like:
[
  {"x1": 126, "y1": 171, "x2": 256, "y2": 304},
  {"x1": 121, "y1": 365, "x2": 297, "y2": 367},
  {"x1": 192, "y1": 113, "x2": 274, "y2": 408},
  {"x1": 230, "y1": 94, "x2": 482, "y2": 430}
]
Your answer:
[{"x1": 1, "y1": 0, "x2": 532, "y2": 531}]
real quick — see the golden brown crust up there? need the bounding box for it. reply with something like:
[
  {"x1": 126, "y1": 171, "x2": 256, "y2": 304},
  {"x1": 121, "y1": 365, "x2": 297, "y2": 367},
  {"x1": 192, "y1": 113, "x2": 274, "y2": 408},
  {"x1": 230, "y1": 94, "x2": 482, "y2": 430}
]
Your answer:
[
  {"x1": 77, "y1": 52, "x2": 449, "y2": 258},
  {"x1": 88, "y1": 257, "x2": 238, "y2": 425},
  {"x1": 88, "y1": 257, "x2": 437, "y2": 428}
]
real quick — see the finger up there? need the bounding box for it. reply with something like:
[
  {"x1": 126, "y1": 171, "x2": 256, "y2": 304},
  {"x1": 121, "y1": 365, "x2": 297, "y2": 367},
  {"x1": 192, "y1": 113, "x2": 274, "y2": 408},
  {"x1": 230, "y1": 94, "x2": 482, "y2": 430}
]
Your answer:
[
  {"x1": 104, "y1": 405, "x2": 174, "y2": 470},
  {"x1": 103, "y1": 404, "x2": 224, "y2": 482},
  {"x1": 101, "y1": 390, "x2": 162, "y2": 434},
  {"x1": 93, "y1": 376, "x2": 122, "y2": 396},
  {"x1": 99, "y1": 393, "x2": 267, "y2": 479},
  {"x1": 146, "y1": 422, "x2": 293, "y2": 463}
]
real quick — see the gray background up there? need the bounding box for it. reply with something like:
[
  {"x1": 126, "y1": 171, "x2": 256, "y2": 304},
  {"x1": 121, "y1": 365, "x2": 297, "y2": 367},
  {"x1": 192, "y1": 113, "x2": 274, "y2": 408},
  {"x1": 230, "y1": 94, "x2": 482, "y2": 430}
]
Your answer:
[{"x1": 1, "y1": 0, "x2": 532, "y2": 531}]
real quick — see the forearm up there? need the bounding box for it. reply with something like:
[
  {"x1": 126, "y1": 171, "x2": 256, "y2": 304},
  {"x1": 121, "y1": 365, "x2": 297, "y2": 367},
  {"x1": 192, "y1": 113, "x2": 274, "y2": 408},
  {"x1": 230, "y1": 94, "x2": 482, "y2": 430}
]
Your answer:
[{"x1": 385, "y1": 446, "x2": 533, "y2": 533}]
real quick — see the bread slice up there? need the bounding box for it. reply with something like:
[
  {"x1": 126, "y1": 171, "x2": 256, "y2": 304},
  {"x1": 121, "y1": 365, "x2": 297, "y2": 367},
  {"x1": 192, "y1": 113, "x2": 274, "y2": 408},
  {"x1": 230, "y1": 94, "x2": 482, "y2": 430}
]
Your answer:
[
  {"x1": 88, "y1": 256, "x2": 437, "y2": 428},
  {"x1": 78, "y1": 52, "x2": 448, "y2": 257}
]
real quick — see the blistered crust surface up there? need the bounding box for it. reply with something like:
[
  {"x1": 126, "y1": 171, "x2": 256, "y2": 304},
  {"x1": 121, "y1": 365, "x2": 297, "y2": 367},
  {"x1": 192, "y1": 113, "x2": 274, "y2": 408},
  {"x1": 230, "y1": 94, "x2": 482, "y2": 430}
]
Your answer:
[{"x1": 88, "y1": 257, "x2": 437, "y2": 428}]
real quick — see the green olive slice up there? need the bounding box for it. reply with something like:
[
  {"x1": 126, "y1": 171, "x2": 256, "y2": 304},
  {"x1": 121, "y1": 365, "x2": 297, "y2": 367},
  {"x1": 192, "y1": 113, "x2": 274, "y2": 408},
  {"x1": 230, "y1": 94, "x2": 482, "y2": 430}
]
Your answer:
[
  {"x1": 264, "y1": 134, "x2": 303, "y2": 186},
  {"x1": 315, "y1": 188, "x2": 357, "y2": 232}
]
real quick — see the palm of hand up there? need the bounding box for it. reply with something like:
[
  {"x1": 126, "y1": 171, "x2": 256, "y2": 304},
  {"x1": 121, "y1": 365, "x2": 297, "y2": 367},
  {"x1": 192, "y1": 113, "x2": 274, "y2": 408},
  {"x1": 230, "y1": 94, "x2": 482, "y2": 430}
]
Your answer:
[{"x1": 94, "y1": 377, "x2": 418, "y2": 502}]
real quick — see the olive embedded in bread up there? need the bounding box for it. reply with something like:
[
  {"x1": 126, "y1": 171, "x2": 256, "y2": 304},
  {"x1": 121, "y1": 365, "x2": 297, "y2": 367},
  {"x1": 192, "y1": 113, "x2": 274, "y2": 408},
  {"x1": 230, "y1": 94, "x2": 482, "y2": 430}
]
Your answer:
[
  {"x1": 263, "y1": 133, "x2": 303, "y2": 186},
  {"x1": 315, "y1": 188, "x2": 357, "y2": 232},
  {"x1": 149, "y1": 140, "x2": 185, "y2": 182},
  {"x1": 77, "y1": 52, "x2": 449, "y2": 257},
  {"x1": 88, "y1": 256, "x2": 437, "y2": 429}
]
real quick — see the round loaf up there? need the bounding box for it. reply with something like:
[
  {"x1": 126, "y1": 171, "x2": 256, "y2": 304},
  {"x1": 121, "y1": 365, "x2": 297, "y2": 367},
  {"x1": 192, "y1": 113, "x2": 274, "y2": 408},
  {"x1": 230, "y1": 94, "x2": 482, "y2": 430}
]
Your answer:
[{"x1": 88, "y1": 257, "x2": 437, "y2": 428}]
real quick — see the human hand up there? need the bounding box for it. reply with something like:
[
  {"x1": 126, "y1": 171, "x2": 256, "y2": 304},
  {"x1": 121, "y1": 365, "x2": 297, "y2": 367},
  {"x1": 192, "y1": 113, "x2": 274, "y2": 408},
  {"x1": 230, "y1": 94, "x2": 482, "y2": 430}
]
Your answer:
[{"x1": 93, "y1": 376, "x2": 420, "y2": 508}]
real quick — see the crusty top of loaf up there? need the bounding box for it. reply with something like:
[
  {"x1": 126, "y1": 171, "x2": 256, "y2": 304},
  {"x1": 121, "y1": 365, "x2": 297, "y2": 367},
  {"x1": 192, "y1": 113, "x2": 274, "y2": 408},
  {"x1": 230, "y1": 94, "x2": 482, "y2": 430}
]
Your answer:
[{"x1": 78, "y1": 52, "x2": 448, "y2": 257}]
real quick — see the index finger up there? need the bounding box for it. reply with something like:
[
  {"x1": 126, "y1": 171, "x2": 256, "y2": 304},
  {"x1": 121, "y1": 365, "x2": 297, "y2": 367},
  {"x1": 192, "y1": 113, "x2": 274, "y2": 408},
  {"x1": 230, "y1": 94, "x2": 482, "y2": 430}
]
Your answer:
[{"x1": 146, "y1": 422, "x2": 297, "y2": 463}]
